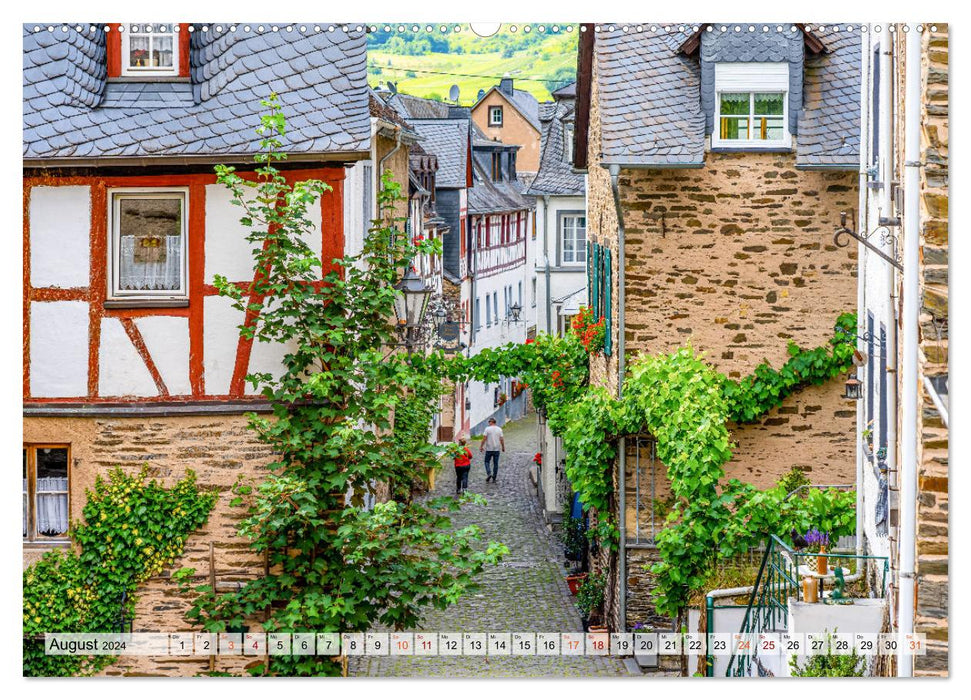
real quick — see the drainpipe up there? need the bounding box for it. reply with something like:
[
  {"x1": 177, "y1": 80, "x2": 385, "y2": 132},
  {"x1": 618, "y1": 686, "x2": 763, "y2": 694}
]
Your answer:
[
  {"x1": 880, "y1": 29, "x2": 899, "y2": 566},
  {"x1": 897, "y1": 23, "x2": 921, "y2": 678},
  {"x1": 609, "y1": 164, "x2": 627, "y2": 631},
  {"x1": 855, "y1": 31, "x2": 871, "y2": 559},
  {"x1": 377, "y1": 124, "x2": 403, "y2": 178},
  {"x1": 542, "y1": 195, "x2": 552, "y2": 334}
]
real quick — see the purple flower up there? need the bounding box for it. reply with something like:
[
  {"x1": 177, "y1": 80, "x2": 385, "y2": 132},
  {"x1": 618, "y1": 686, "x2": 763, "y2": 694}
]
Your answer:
[{"x1": 804, "y1": 528, "x2": 830, "y2": 550}]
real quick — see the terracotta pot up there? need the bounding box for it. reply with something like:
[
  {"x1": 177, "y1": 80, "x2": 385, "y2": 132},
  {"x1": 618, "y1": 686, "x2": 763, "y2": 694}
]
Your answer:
[
  {"x1": 816, "y1": 548, "x2": 828, "y2": 576},
  {"x1": 587, "y1": 624, "x2": 608, "y2": 634},
  {"x1": 566, "y1": 573, "x2": 586, "y2": 595},
  {"x1": 802, "y1": 576, "x2": 819, "y2": 603}
]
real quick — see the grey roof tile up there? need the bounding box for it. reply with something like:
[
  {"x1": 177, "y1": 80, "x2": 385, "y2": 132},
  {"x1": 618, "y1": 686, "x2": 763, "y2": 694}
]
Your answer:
[
  {"x1": 527, "y1": 96, "x2": 585, "y2": 196},
  {"x1": 594, "y1": 24, "x2": 860, "y2": 169},
  {"x1": 409, "y1": 119, "x2": 470, "y2": 189},
  {"x1": 23, "y1": 23, "x2": 370, "y2": 161}
]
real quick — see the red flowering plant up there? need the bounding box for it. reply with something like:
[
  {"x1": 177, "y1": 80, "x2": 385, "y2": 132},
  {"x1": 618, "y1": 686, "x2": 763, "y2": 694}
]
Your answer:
[
  {"x1": 533, "y1": 452, "x2": 543, "y2": 466},
  {"x1": 570, "y1": 306, "x2": 606, "y2": 354}
]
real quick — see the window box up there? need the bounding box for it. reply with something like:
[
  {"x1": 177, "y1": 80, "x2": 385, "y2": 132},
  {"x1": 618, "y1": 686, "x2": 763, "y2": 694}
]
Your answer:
[{"x1": 108, "y1": 188, "x2": 188, "y2": 303}]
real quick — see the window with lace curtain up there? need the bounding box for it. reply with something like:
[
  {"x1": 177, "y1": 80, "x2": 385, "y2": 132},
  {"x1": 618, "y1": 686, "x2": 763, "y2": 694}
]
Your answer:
[
  {"x1": 23, "y1": 445, "x2": 70, "y2": 542},
  {"x1": 109, "y1": 189, "x2": 188, "y2": 302}
]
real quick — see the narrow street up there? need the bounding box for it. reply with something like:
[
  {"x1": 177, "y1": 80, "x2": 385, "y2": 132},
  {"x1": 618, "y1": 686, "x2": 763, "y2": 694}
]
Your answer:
[{"x1": 348, "y1": 414, "x2": 629, "y2": 677}]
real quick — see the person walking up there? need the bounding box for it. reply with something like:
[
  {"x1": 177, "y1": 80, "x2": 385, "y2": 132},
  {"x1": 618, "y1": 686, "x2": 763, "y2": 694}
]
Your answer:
[
  {"x1": 453, "y1": 437, "x2": 472, "y2": 494},
  {"x1": 479, "y1": 418, "x2": 505, "y2": 483}
]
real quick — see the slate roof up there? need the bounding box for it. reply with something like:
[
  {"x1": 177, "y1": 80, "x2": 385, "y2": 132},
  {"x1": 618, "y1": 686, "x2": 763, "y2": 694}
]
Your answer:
[
  {"x1": 595, "y1": 29, "x2": 707, "y2": 167},
  {"x1": 385, "y1": 92, "x2": 451, "y2": 120},
  {"x1": 468, "y1": 158, "x2": 531, "y2": 215},
  {"x1": 527, "y1": 96, "x2": 585, "y2": 197},
  {"x1": 23, "y1": 24, "x2": 371, "y2": 163},
  {"x1": 593, "y1": 25, "x2": 860, "y2": 169},
  {"x1": 797, "y1": 29, "x2": 861, "y2": 169},
  {"x1": 408, "y1": 119, "x2": 469, "y2": 189}
]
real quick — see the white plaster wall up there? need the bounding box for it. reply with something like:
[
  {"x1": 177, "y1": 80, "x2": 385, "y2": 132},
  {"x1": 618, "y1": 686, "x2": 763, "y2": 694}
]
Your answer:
[
  {"x1": 247, "y1": 296, "x2": 295, "y2": 391},
  {"x1": 203, "y1": 295, "x2": 245, "y2": 396},
  {"x1": 29, "y1": 186, "x2": 91, "y2": 288},
  {"x1": 204, "y1": 184, "x2": 258, "y2": 284},
  {"x1": 533, "y1": 194, "x2": 588, "y2": 336},
  {"x1": 135, "y1": 316, "x2": 191, "y2": 396},
  {"x1": 29, "y1": 301, "x2": 89, "y2": 398},
  {"x1": 783, "y1": 599, "x2": 886, "y2": 677},
  {"x1": 343, "y1": 160, "x2": 370, "y2": 260},
  {"x1": 99, "y1": 317, "x2": 157, "y2": 397}
]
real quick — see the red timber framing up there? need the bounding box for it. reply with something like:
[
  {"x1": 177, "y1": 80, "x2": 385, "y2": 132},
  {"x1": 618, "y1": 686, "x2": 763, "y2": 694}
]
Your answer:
[{"x1": 23, "y1": 167, "x2": 345, "y2": 405}]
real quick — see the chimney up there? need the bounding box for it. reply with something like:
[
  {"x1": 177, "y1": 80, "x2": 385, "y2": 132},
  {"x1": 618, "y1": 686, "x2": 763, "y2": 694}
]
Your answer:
[{"x1": 499, "y1": 76, "x2": 514, "y2": 97}]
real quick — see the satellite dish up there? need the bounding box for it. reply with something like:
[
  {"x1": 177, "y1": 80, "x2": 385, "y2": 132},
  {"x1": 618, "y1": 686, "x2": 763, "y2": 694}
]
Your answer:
[
  {"x1": 477, "y1": 88, "x2": 486, "y2": 102},
  {"x1": 448, "y1": 84, "x2": 460, "y2": 103}
]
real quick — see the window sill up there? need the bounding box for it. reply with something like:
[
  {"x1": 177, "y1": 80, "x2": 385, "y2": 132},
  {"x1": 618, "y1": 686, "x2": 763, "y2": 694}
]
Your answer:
[
  {"x1": 23, "y1": 539, "x2": 71, "y2": 549},
  {"x1": 710, "y1": 145, "x2": 793, "y2": 154},
  {"x1": 104, "y1": 299, "x2": 189, "y2": 309},
  {"x1": 109, "y1": 76, "x2": 190, "y2": 84}
]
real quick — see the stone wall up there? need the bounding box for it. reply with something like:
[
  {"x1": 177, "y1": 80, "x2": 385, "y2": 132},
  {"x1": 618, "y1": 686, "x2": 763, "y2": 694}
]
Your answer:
[
  {"x1": 584, "y1": 37, "x2": 860, "y2": 645},
  {"x1": 914, "y1": 24, "x2": 949, "y2": 677},
  {"x1": 24, "y1": 413, "x2": 276, "y2": 676}
]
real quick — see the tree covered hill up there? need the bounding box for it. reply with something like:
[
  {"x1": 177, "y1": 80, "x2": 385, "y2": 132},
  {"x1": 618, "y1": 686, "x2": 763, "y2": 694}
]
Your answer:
[{"x1": 367, "y1": 24, "x2": 577, "y2": 104}]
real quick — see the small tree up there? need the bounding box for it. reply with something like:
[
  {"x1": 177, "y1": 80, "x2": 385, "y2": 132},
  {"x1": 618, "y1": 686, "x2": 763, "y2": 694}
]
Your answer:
[{"x1": 182, "y1": 96, "x2": 506, "y2": 675}]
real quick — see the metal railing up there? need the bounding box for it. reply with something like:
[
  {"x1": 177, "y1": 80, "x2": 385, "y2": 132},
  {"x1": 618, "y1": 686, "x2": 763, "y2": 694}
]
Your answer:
[{"x1": 723, "y1": 535, "x2": 889, "y2": 677}]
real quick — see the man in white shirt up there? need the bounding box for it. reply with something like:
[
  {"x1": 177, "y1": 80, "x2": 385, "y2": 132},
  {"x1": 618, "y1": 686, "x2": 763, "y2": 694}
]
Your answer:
[{"x1": 479, "y1": 418, "x2": 506, "y2": 483}]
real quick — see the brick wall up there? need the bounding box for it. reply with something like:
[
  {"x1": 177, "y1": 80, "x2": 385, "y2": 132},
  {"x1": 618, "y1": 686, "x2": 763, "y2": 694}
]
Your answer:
[
  {"x1": 914, "y1": 24, "x2": 949, "y2": 677},
  {"x1": 24, "y1": 414, "x2": 276, "y2": 676}
]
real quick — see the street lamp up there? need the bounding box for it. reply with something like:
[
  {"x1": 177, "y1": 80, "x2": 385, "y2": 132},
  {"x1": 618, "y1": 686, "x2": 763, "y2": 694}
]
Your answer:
[
  {"x1": 843, "y1": 374, "x2": 862, "y2": 400},
  {"x1": 508, "y1": 301, "x2": 523, "y2": 323},
  {"x1": 393, "y1": 267, "x2": 433, "y2": 353}
]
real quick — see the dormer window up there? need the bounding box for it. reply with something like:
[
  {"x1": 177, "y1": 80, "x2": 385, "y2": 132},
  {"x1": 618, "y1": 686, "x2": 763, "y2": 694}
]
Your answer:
[
  {"x1": 712, "y1": 63, "x2": 790, "y2": 149},
  {"x1": 122, "y1": 24, "x2": 178, "y2": 76}
]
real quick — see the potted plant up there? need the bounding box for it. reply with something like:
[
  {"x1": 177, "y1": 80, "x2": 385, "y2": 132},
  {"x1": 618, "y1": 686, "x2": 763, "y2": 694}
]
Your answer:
[
  {"x1": 566, "y1": 571, "x2": 587, "y2": 595},
  {"x1": 576, "y1": 571, "x2": 607, "y2": 629},
  {"x1": 805, "y1": 528, "x2": 831, "y2": 575},
  {"x1": 498, "y1": 392, "x2": 508, "y2": 406}
]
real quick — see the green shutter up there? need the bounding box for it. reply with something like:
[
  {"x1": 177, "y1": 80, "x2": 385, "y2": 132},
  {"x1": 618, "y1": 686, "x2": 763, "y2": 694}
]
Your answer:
[
  {"x1": 591, "y1": 244, "x2": 600, "y2": 317},
  {"x1": 604, "y1": 248, "x2": 612, "y2": 356}
]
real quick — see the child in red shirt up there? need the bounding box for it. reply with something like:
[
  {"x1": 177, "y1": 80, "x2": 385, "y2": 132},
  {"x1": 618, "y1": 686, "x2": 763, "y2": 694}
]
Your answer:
[{"x1": 453, "y1": 437, "x2": 472, "y2": 494}]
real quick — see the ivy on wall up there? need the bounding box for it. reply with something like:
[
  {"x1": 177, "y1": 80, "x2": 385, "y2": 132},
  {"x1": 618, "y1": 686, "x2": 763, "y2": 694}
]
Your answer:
[
  {"x1": 23, "y1": 468, "x2": 217, "y2": 677},
  {"x1": 463, "y1": 313, "x2": 859, "y2": 619}
]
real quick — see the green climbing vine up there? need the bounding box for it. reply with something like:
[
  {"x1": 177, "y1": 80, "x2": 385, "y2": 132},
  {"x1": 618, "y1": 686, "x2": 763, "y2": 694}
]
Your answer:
[
  {"x1": 462, "y1": 313, "x2": 859, "y2": 619},
  {"x1": 23, "y1": 468, "x2": 216, "y2": 677},
  {"x1": 176, "y1": 97, "x2": 507, "y2": 676}
]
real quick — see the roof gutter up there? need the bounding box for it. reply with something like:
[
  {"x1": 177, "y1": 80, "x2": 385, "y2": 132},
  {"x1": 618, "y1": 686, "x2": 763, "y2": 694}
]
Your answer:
[
  {"x1": 609, "y1": 163, "x2": 627, "y2": 632},
  {"x1": 23, "y1": 150, "x2": 371, "y2": 169},
  {"x1": 601, "y1": 160, "x2": 704, "y2": 170}
]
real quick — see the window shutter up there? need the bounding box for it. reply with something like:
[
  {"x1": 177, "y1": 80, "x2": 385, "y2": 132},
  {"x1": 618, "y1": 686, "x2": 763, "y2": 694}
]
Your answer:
[{"x1": 604, "y1": 248, "x2": 612, "y2": 356}]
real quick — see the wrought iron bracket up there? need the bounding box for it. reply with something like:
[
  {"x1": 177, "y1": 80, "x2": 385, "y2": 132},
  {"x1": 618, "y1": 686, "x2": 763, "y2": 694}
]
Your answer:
[{"x1": 834, "y1": 209, "x2": 903, "y2": 272}]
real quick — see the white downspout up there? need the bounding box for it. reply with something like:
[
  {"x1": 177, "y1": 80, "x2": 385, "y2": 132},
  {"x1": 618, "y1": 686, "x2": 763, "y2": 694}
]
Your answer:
[
  {"x1": 542, "y1": 195, "x2": 553, "y2": 334},
  {"x1": 855, "y1": 30, "x2": 870, "y2": 559},
  {"x1": 880, "y1": 29, "x2": 899, "y2": 568},
  {"x1": 897, "y1": 22, "x2": 922, "y2": 679}
]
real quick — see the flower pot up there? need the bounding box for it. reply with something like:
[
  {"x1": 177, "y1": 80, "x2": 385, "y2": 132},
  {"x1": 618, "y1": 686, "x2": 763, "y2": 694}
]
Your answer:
[
  {"x1": 816, "y1": 549, "x2": 828, "y2": 576},
  {"x1": 588, "y1": 624, "x2": 608, "y2": 634},
  {"x1": 566, "y1": 573, "x2": 587, "y2": 595}
]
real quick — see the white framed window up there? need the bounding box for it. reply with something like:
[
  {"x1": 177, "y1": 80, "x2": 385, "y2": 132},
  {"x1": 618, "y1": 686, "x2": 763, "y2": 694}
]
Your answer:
[
  {"x1": 486, "y1": 295, "x2": 492, "y2": 326},
  {"x1": 108, "y1": 188, "x2": 188, "y2": 301},
  {"x1": 489, "y1": 106, "x2": 503, "y2": 126},
  {"x1": 712, "y1": 63, "x2": 790, "y2": 149},
  {"x1": 121, "y1": 24, "x2": 179, "y2": 77},
  {"x1": 24, "y1": 445, "x2": 70, "y2": 542},
  {"x1": 560, "y1": 212, "x2": 587, "y2": 265},
  {"x1": 475, "y1": 297, "x2": 481, "y2": 330}
]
